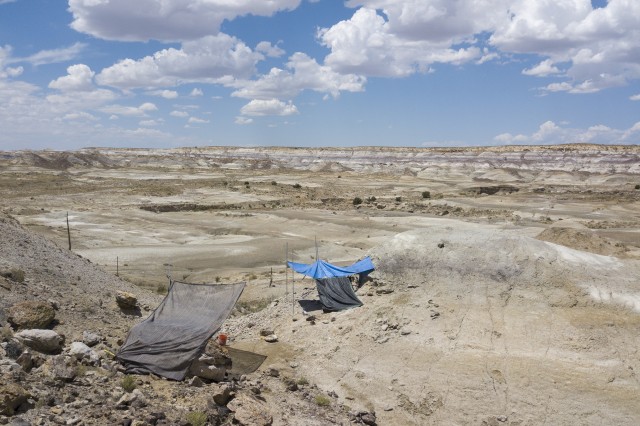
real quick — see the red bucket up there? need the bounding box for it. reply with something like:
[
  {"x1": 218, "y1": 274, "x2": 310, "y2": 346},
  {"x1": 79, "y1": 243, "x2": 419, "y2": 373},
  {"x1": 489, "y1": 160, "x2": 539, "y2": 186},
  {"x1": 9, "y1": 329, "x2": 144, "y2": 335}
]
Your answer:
[{"x1": 217, "y1": 333, "x2": 228, "y2": 346}]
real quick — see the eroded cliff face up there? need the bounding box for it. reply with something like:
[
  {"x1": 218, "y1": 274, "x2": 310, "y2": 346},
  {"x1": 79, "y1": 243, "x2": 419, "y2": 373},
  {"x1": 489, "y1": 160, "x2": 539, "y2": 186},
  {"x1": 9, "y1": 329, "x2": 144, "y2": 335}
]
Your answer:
[{"x1": 2, "y1": 144, "x2": 639, "y2": 175}]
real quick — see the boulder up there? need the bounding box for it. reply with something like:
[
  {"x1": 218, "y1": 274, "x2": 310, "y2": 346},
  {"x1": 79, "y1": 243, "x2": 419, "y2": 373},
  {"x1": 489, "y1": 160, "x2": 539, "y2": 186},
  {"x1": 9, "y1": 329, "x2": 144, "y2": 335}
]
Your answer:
[
  {"x1": 69, "y1": 342, "x2": 100, "y2": 365},
  {"x1": 49, "y1": 355, "x2": 77, "y2": 382},
  {"x1": 0, "y1": 358, "x2": 21, "y2": 374},
  {"x1": 7, "y1": 301, "x2": 55, "y2": 330},
  {"x1": 15, "y1": 350, "x2": 32, "y2": 372},
  {"x1": 115, "y1": 291, "x2": 138, "y2": 310},
  {"x1": 212, "y1": 384, "x2": 235, "y2": 406},
  {"x1": 15, "y1": 329, "x2": 64, "y2": 354},
  {"x1": 1, "y1": 339, "x2": 24, "y2": 359},
  {"x1": 188, "y1": 354, "x2": 226, "y2": 382},
  {"x1": 0, "y1": 382, "x2": 30, "y2": 416},
  {"x1": 82, "y1": 331, "x2": 101, "y2": 347},
  {"x1": 117, "y1": 389, "x2": 147, "y2": 408},
  {"x1": 227, "y1": 393, "x2": 273, "y2": 426}
]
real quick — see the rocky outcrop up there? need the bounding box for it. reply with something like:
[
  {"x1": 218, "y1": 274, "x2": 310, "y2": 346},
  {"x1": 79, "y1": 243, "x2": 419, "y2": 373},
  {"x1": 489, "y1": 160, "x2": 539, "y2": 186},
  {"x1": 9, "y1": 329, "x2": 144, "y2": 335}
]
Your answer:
[
  {"x1": 0, "y1": 383, "x2": 30, "y2": 416},
  {"x1": 115, "y1": 291, "x2": 138, "y2": 310},
  {"x1": 7, "y1": 301, "x2": 55, "y2": 330}
]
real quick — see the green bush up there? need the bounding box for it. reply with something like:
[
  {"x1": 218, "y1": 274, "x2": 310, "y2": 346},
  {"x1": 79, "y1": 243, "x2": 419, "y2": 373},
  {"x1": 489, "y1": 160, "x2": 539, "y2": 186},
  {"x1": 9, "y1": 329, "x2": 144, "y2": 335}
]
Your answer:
[
  {"x1": 352, "y1": 197, "x2": 363, "y2": 205},
  {"x1": 271, "y1": 181, "x2": 277, "y2": 185},
  {"x1": 121, "y1": 375, "x2": 136, "y2": 393},
  {"x1": 366, "y1": 196, "x2": 376, "y2": 202},
  {"x1": 156, "y1": 283, "x2": 167, "y2": 294},
  {"x1": 395, "y1": 196, "x2": 402, "y2": 202},
  {"x1": 635, "y1": 184, "x2": 640, "y2": 190},
  {"x1": 422, "y1": 191, "x2": 431, "y2": 199},
  {"x1": 186, "y1": 411, "x2": 207, "y2": 426},
  {"x1": 315, "y1": 394, "x2": 331, "y2": 406},
  {"x1": 297, "y1": 377, "x2": 309, "y2": 386}
]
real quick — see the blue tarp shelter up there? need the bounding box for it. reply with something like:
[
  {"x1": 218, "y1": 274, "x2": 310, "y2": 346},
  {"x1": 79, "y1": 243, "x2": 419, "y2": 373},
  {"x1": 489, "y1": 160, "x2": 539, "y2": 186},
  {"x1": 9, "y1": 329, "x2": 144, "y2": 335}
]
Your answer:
[
  {"x1": 287, "y1": 256, "x2": 375, "y2": 280},
  {"x1": 287, "y1": 257, "x2": 374, "y2": 311}
]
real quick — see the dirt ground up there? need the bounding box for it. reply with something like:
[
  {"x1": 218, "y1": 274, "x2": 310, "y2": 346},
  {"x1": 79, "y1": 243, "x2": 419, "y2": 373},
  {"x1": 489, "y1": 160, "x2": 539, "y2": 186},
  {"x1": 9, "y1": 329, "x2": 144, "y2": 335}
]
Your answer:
[{"x1": 1, "y1": 144, "x2": 640, "y2": 424}]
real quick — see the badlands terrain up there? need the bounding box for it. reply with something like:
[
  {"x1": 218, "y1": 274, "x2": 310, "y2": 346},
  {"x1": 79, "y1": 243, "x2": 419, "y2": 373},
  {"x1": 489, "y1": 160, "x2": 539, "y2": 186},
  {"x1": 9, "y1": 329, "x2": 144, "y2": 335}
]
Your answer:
[{"x1": 1, "y1": 144, "x2": 639, "y2": 425}]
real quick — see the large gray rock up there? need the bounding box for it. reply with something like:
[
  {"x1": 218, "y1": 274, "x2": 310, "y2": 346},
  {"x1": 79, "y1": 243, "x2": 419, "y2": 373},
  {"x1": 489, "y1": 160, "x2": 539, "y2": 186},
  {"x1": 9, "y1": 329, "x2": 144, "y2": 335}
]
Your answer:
[
  {"x1": 49, "y1": 355, "x2": 77, "y2": 382},
  {"x1": 7, "y1": 301, "x2": 55, "y2": 330},
  {"x1": 15, "y1": 329, "x2": 64, "y2": 354},
  {"x1": 0, "y1": 382, "x2": 30, "y2": 416},
  {"x1": 227, "y1": 393, "x2": 273, "y2": 426}
]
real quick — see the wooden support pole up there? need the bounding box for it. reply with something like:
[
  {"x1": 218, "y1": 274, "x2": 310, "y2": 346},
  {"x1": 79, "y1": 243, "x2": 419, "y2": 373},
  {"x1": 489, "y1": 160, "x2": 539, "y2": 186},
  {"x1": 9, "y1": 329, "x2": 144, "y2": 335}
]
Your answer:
[
  {"x1": 66, "y1": 212, "x2": 71, "y2": 250},
  {"x1": 285, "y1": 243, "x2": 289, "y2": 296},
  {"x1": 116, "y1": 256, "x2": 119, "y2": 277}
]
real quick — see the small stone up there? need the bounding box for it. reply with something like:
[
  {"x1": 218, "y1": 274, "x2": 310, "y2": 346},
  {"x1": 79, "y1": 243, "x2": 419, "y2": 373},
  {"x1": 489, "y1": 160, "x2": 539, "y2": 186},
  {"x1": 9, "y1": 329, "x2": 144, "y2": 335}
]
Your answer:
[
  {"x1": 267, "y1": 368, "x2": 279, "y2": 377},
  {"x1": 497, "y1": 415, "x2": 508, "y2": 422},
  {"x1": 82, "y1": 331, "x2": 101, "y2": 347},
  {"x1": 188, "y1": 376, "x2": 204, "y2": 387},
  {"x1": 361, "y1": 412, "x2": 377, "y2": 425},
  {"x1": 263, "y1": 335, "x2": 278, "y2": 343}
]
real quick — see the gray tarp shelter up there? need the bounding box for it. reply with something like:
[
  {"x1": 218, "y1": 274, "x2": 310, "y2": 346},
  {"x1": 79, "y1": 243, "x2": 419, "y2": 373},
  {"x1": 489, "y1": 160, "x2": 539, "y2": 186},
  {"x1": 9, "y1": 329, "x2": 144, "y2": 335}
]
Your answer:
[
  {"x1": 116, "y1": 280, "x2": 245, "y2": 380},
  {"x1": 288, "y1": 257, "x2": 374, "y2": 311},
  {"x1": 315, "y1": 276, "x2": 363, "y2": 311}
]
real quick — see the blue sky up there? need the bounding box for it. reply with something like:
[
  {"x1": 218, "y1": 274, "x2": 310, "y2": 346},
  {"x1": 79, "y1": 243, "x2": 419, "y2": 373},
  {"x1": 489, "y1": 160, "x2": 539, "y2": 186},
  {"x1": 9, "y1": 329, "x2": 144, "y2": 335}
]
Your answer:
[{"x1": 1, "y1": 0, "x2": 639, "y2": 150}]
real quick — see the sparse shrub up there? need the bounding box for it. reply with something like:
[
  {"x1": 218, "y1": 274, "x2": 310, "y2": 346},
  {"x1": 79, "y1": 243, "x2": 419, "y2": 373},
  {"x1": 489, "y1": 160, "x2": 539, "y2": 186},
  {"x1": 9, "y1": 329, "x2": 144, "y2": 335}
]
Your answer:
[
  {"x1": 121, "y1": 375, "x2": 136, "y2": 393},
  {"x1": 235, "y1": 297, "x2": 273, "y2": 314},
  {"x1": 293, "y1": 183, "x2": 302, "y2": 189},
  {"x1": 156, "y1": 283, "x2": 167, "y2": 294},
  {"x1": 422, "y1": 191, "x2": 431, "y2": 199},
  {"x1": 248, "y1": 273, "x2": 257, "y2": 280},
  {"x1": 186, "y1": 411, "x2": 207, "y2": 426},
  {"x1": 244, "y1": 181, "x2": 249, "y2": 185},
  {"x1": 366, "y1": 196, "x2": 376, "y2": 202},
  {"x1": 9, "y1": 268, "x2": 25, "y2": 283},
  {"x1": 271, "y1": 181, "x2": 277, "y2": 185},
  {"x1": 395, "y1": 196, "x2": 402, "y2": 202},
  {"x1": 297, "y1": 377, "x2": 309, "y2": 386},
  {"x1": 352, "y1": 197, "x2": 363, "y2": 205},
  {"x1": 635, "y1": 184, "x2": 640, "y2": 190},
  {"x1": 0, "y1": 325, "x2": 13, "y2": 342},
  {"x1": 315, "y1": 394, "x2": 331, "y2": 406},
  {"x1": 215, "y1": 276, "x2": 221, "y2": 283}
]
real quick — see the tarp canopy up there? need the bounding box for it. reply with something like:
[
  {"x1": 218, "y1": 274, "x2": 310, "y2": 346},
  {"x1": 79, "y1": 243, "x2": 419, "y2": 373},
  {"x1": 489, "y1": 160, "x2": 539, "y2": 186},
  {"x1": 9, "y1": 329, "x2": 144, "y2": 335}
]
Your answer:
[
  {"x1": 287, "y1": 256, "x2": 375, "y2": 279},
  {"x1": 116, "y1": 280, "x2": 245, "y2": 381},
  {"x1": 316, "y1": 276, "x2": 363, "y2": 311}
]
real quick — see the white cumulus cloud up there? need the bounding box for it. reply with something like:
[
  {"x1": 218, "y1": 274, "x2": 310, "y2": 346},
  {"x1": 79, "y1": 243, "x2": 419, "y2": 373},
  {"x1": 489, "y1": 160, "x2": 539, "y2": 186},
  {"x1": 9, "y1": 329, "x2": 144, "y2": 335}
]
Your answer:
[
  {"x1": 522, "y1": 59, "x2": 561, "y2": 77},
  {"x1": 231, "y1": 52, "x2": 366, "y2": 100},
  {"x1": 96, "y1": 34, "x2": 261, "y2": 89},
  {"x1": 49, "y1": 64, "x2": 95, "y2": 91},
  {"x1": 240, "y1": 99, "x2": 298, "y2": 116},
  {"x1": 68, "y1": 0, "x2": 302, "y2": 42},
  {"x1": 187, "y1": 116, "x2": 209, "y2": 124},
  {"x1": 100, "y1": 102, "x2": 158, "y2": 117},
  {"x1": 494, "y1": 120, "x2": 640, "y2": 145}
]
